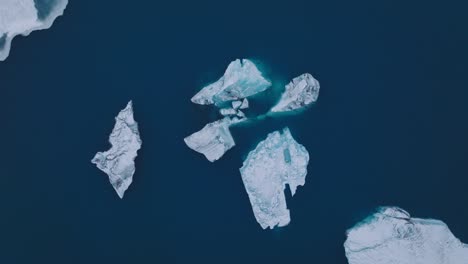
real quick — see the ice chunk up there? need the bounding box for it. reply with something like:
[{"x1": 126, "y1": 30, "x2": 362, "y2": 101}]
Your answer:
[
  {"x1": 236, "y1": 110, "x2": 245, "y2": 118},
  {"x1": 270, "y1": 73, "x2": 320, "y2": 113},
  {"x1": 220, "y1": 107, "x2": 238, "y2": 116},
  {"x1": 345, "y1": 207, "x2": 468, "y2": 264},
  {"x1": 184, "y1": 117, "x2": 244, "y2": 162},
  {"x1": 191, "y1": 59, "x2": 271, "y2": 106},
  {"x1": 239, "y1": 98, "x2": 249, "y2": 109},
  {"x1": 232, "y1": 100, "x2": 242, "y2": 110},
  {"x1": 239, "y1": 128, "x2": 309, "y2": 229},
  {"x1": 0, "y1": 0, "x2": 68, "y2": 61},
  {"x1": 91, "y1": 101, "x2": 142, "y2": 199}
]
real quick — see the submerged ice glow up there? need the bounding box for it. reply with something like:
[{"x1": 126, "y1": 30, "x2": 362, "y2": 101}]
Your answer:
[{"x1": 191, "y1": 59, "x2": 271, "y2": 106}]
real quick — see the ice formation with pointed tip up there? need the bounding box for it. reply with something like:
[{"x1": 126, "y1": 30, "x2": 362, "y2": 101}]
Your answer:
[
  {"x1": 345, "y1": 207, "x2": 468, "y2": 264},
  {"x1": 270, "y1": 73, "x2": 320, "y2": 113},
  {"x1": 240, "y1": 128, "x2": 309, "y2": 229},
  {"x1": 191, "y1": 59, "x2": 271, "y2": 106},
  {"x1": 0, "y1": 0, "x2": 68, "y2": 61},
  {"x1": 92, "y1": 101, "x2": 142, "y2": 199}
]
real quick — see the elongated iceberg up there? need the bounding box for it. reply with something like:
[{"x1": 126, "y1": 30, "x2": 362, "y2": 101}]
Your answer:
[
  {"x1": 345, "y1": 207, "x2": 468, "y2": 264},
  {"x1": 191, "y1": 59, "x2": 271, "y2": 106},
  {"x1": 184, "y1": 117, "x2": 244, "y2": 162},
  {"x1": 0, "y1": 0, "x2": 68, "y2": 61},
  {"x1": 270, "y1": 73, "x2": 320, "y2": 113},
  {"x1": 240, "y1": 128, "x2": 309, "y2": 229},
  {"x1": 92, "y1": 101, "x2": 142, "y2": 199}
]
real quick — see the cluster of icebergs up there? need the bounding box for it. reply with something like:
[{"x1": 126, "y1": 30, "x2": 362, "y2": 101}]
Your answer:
[
  {"x1": 0, "y1": 0, "x2": 68, "y2": 61},
  {"x1": 184, "y1": 59, "x2": 320, "y2": 229},
  {"x1": 3, "y1": 3, "x2": 464, "y2": 260},
  {"x1": 88, "y1": 59, "x2": 467, "y2": 264}
]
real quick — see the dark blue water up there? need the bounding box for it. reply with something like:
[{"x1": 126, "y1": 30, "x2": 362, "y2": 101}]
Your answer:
[{"x1": 1, "y1": 1, "x2": 468, "y2": 263}]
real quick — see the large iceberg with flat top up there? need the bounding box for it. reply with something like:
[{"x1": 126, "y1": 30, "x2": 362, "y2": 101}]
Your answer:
[
  {"x1": 240, "y1": 128, "x2": 309, "y2": 229},
  {"x1": 0, "y1": 0, "x2": 68, "y2": 61},
  {"x1": 345, "y1": 207, "x2": 468, "y2": 264},
  {"x1": 92, "y1": 101, "x2": 142, "y2": 199},
  {"x1": 191, "y1": 59, "x2": 271, "y2": 106},
  {"x1": 184, "y1": 117, "x2": 244, "y2": 162},
  {"x1": 270, "y1": 73, "x2": 320, "y2": 113}
]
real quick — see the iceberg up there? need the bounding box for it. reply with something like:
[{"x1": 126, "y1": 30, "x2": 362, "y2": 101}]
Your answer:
[
  {"x1": 91, "y1": 101, "x2": 142, "y2": 199},
  {"x1": 0, "y1": 0, "x2": 68, "y2": 61},
  {"x1": 344, "y1": 207, "x2": 468, "y2": 264},
  {"x1": 232, "y1": 100, "x2": 242, "y2": 110},
  {"x1": 239, "y1": 98, "x2": 249, "y2": 109},
  {"x1": 219, "y1": 107, "x2": 238, "y2": 116},
  {"x1": 184, "y1": 117, "x2": 244, "y2": 162},
  {"x1": 191, "y1": 59, "x2": 271, "y2": 106},
  {"x1": 270, "y1": 73, "x2": 320, "y2": 113},
  {"x1": 239, "y1": 128, "x2": 309, "y2": 229}
]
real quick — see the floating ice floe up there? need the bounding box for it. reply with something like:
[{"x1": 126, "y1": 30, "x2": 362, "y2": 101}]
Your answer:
[
  {"x1": 0, "y1": 0, "x2": 68, "y2": 61},
  {"x1": 345, "y1": 207, "x2": 468, "y2": 264},
  {"x1": 191, "y1": 59, "x2": 271, "y2": 106},
  {"x1": 239, "y1": 98, "x2": 249, "y2": 109},
  {"x1": 92, "y1": 101, "x2": 142, "y2": 199},
  {"x1": 270, "y1": 73, "x2": 320, "y2": 113},
  {"x1": 220, "y1": 107, "x2": 238, "y2": 116},
  {"x1": 184, "y1": 117, "x2": 245, "y2": 162},
  {"x1": 240, "y1": 128, "x2": 309, "y2": 229}
]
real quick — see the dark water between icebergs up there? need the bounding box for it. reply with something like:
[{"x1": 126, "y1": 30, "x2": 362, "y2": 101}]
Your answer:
[{"x1": 1, "y1": 0, "x2": 468, "y2": 263}]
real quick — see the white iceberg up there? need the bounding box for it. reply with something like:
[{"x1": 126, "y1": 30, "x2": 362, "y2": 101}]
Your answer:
[
  {"x1": 0, "y1": 0, "x2": 68, "y2": 61},
  {"x1": 345, "y1": 207, "x2": 468, "y2": 264},
  {"x1": 270, "y1": 73, "x2": 320, "y2": 113},
  {"x1": 219, "y1": 107, "x2": 238, "y2": 116},
  {"x1": 191, "y1": 59, "x2": 271, "y2": 106},
  {"x1": 232, "y1": 100, "x2": 242, "y2": 110},
  {"x1": 92, "y1": 101, "x2": 142, "y2": 199},
  {"x1": 239, "y1": 128, "x2": 309, "y2": 229},
  {"x1": 184, "y1": 117, "x2": 244, "y2": 162},
  {"x1": 239, "y1": 98, "x2": 249, "y2": 109}
]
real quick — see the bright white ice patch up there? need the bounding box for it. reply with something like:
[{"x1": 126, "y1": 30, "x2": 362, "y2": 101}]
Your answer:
[
  {"x1": 191, "y1": 59, "x2": 271, "y2": 106},
  {"x1": 240, "y1": 128, "x2": 309, "y2": 229},
  {"x1": 92, "y1": 101, "x2": 142, "y2": 199},
  {"x1": 270, "y1": 73, "x2": 320, "y2": 113},
  {"x1": 184, "y1": 117, "x2": 244, "y2": 162},
  {"x1": 0, "y1": 0, "x2": 68, "y2": 61},
  {"x1": 345, "y1": 207, "x2": 468, "y2": 264}
]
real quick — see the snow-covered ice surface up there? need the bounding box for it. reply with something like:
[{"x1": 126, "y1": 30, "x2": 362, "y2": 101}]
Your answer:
[
  {"x1": 345, "y1": 207, "x2": 468, "y2": 264},
  {"x1": 92, "y1": 101, "x2": 142, "y2": 199},
  {"x1": 270, "y1": 73, "x2": 320, "y2": 113},
  {"x1": 240, "y1": 128, "x2": 309, "y2": 229},
  {"x1": 191, "y1": 59, "x2": 271, "y2": 106},
  {"x1": 184, "y1": 117, "x2": 244, "y2": 162},
  {"x1": 0, "y1": 0, "x2": 68, "y2": 61}
]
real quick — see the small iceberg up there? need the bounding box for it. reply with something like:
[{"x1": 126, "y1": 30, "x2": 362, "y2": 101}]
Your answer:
[
  {"x1": 239, "y1": 128, "x2": 309, "y2": 229},
  {"x1": 270, "y1": 73, "x2": 320, "y2": 113},
  {"x1": 184, "y1": 117, "x2": 244, "y2": 162},
  {"x1": 92, "y1": 101, "x2": 142, "y2": 199},
  {"x1": 239, "y1": 98, "x2": 249, "y2": 109},
  {"x1": 0, "y1": 0, "x2": 68, "y2": 61},
  {"x1": 191, "y1": 59, "x2": 271, "y2": 106},
  {"x1": 345, "y1": 207, "x2": 468, "y2": 264}
]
